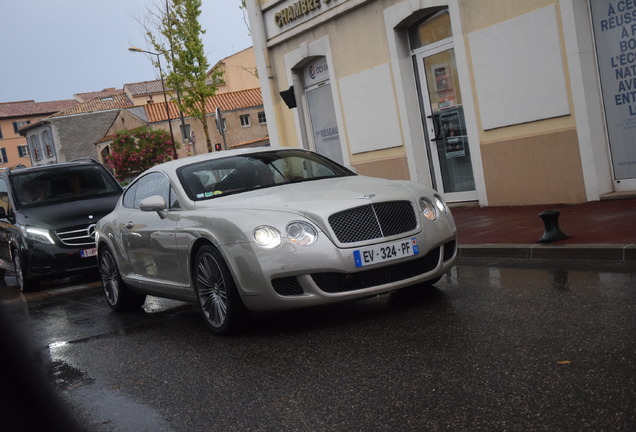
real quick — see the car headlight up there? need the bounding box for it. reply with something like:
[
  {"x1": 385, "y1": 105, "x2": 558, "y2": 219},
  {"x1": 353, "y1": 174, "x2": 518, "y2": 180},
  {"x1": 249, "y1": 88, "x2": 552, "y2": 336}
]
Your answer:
[
  {"x1": 286, "y1": 221, "x2": 318, "y2": 246},
  {"x1": 253, "y1": 225, "x2": 281, "y2": 248},
  {"x1": 419, "y1": 197, "x2": 438, "y2": 221},
  {"x1": 434, "y1": 195, "x2": 449, "y2": 214},
  {"x1": 25, "y1": 227, "x2": 56, "y2": 244}
]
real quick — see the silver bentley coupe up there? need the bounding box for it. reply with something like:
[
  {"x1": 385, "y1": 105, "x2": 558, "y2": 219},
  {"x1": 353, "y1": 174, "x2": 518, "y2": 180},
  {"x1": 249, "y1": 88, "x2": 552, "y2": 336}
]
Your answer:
[{"x1": 96, "y1": 148, "x2": 457, "y2": 335}]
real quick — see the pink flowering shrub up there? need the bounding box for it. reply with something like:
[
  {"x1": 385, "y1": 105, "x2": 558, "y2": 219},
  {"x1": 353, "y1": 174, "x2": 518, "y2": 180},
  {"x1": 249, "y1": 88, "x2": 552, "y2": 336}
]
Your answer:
[{"x1": 106, "y1": 127, "x2": 175, "y2": 182}]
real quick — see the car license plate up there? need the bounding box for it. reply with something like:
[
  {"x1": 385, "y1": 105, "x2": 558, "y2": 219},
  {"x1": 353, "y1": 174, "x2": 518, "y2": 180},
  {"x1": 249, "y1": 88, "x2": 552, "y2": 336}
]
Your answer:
[
  {"x1": 80, "y1": 247, "x2": 97, "y2": 258},
  {"x1": 353, "y1": 238, "x2": 419, "y2": 267}
]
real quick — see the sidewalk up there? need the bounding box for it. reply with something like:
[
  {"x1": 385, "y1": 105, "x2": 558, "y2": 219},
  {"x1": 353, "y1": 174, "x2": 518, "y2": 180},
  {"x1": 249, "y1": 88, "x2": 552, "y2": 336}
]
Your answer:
[{"x1": 450, "y1": 197, "x2": 636, "y2": 261}]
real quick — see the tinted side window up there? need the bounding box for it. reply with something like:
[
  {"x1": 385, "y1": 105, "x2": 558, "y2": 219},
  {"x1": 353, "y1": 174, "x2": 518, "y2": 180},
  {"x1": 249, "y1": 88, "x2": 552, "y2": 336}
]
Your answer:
[
  {"x1": 169, "y1": 187, "x2": 180, "y2": 209},
  {"x1": 129, "y1": 173, "x2": 170, "y2": 209},
  {"x1": 122, "y1": 182, "x2": 137, "y2": 209},
  {"x1": 0, "y1": 178, "x2": 10, "y2": 215}
]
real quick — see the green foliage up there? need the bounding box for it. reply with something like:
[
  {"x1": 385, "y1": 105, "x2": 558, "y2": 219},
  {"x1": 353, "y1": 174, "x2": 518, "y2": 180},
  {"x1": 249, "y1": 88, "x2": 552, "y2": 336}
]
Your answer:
[
  {"x1": 146, "y1": 0, "x2": 222, "y2": 149},
  {"x1": 105, "y1": 127, "x2": 175, "y2": 181}
]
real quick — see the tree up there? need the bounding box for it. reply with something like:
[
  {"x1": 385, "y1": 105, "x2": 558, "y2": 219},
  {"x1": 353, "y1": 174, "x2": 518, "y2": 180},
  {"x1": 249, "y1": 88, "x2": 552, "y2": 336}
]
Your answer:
[
  {"x1": 239, "y1": 0, "x2": 250, "y2": 35},
  {"x1": 146, "y1": 0, "x2": 223, "y2": 152},
  {"x1": 106, "y1": 127, "x2": 176, "y2": 182}
]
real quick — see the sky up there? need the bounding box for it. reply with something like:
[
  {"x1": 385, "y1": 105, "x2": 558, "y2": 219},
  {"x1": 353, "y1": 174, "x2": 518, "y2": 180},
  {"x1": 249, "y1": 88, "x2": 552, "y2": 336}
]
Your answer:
[{"x1": 0, "y1": 0, "x2": 253, "y2": 103}]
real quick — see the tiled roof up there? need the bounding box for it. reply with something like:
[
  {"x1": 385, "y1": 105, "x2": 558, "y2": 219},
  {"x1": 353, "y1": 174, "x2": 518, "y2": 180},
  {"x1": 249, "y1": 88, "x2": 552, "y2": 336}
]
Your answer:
[
  {"x1": 74, "y1": 88, "x2": 123, "y2": 102},
  {"x1": 205, "y1": 88, "x2": 263, "y2": 113},
  {"x1": 144, "y1": 88, "x2": 263, "y2": 123},
  {"x1": 124, "y1": 80, "x2": 166, "y2": 96},
  {"x1": 52, "y1": 93, "x2": 133, "y2": 117},
  {"x1": 230, "y1": 136, "x2": 270, "y2": 149},
  {"x1": 0, "y1": 99, "x2": 78, "y2": 119}
]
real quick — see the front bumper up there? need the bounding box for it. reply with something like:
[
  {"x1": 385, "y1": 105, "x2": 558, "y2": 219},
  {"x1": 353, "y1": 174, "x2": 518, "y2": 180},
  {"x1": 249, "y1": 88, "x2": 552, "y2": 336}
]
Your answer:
[
  {"x1": 228, "y1": 224, "x2": 457, "y2": 313},
  {"x1": 23, "y1": 242, "x2": 98, "y2": 279}
]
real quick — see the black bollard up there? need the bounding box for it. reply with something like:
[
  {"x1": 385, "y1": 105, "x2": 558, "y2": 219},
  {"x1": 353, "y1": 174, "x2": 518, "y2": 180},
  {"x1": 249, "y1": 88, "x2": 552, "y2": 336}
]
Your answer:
[{"x1": 538, "y1": 209, "x2": 569, "y2": 243}]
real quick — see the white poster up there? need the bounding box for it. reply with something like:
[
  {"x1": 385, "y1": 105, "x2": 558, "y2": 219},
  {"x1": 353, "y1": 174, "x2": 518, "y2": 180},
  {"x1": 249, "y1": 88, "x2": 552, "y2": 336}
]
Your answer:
[
  {"x1": 591, "y1": 1, "x2": 636, "y2": 179},
  {"x1": 306, "y1": 83, "x2": 343, "y2": 164}
]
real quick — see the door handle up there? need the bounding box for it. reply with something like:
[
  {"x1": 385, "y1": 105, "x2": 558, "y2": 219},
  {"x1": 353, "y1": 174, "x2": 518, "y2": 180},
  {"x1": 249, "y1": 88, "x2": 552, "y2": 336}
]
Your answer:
[{"x1": 125, "y1": 222, "x2": 134, "y2": 229}]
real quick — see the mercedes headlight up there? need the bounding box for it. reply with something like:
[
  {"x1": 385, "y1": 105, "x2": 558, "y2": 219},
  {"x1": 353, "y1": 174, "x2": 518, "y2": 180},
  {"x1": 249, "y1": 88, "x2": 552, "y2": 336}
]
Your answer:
[{"x1": 25, "y1": 227, "x2": 55, "y2": 244}]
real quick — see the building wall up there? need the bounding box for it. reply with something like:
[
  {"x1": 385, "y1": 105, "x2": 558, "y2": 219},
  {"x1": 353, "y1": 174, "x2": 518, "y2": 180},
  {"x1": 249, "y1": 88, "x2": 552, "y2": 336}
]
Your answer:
[
  {"x1": 55, "y1": 111, "x2": 120, "y2": 163},
  {"x1": 0, "y1": 118, "x2": 36, "y2": 168},
  {"x1": 174, "y1": 106, "x2": 269, "y2": 155},
  {"x1": 26, "y1": 111, "x2": 121, "y2": 166},
  {"x1": 460, "y1": 0, "x2": 587, "y2": 205},
  {"x1": 248, "y1": 0, "x2": 616, "y2": 206},
  {"x1": 214, "y1": 47, "x2": 261, "y2": 94},
  {"x1": 129, "y1": 93, "x2": 170, "y2": 106}
]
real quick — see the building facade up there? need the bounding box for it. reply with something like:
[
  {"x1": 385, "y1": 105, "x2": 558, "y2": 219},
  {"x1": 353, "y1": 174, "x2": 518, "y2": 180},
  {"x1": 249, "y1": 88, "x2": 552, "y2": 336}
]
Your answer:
[
  {"x1": 246, "y1": 0, "x2": 634, "y2": 206},
  {"x1": 20, "y1": 92, "x2": 140, "y2": 166},
  {"x1": 0, "y1": 100, "x2": 77, "y2": 168},
  {"x1": 213, "y1": 46, "x2": 262, "y2": 94},
  {"x1": 141, "y1": 87, "x2": 269, "y2": 157}
]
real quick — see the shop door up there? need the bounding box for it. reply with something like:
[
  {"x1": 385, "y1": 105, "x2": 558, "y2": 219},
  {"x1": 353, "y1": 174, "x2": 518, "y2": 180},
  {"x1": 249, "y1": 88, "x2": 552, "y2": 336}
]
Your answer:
[
  {"x1": 303, "y1": 57, "x2": 344, "y2": 165},
  {"x1": 415, "y1": 42, "x2": 477, "y2": 201}
]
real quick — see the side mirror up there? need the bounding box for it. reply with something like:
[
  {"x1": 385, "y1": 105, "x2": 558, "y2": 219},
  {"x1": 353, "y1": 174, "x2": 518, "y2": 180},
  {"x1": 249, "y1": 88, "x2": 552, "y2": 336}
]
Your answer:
[
  {"x1": 0, "y1": 207, "x2": 6, "y2": 219},
  {"x1": 139, "y1": 195, "x2": 167, "y2": 212}
]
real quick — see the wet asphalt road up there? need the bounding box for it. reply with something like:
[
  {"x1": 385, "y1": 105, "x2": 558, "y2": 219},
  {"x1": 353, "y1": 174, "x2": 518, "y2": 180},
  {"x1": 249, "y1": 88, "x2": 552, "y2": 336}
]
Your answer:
[{"x1": 1, "y1": 259, "x2": 635, "y2": 431}]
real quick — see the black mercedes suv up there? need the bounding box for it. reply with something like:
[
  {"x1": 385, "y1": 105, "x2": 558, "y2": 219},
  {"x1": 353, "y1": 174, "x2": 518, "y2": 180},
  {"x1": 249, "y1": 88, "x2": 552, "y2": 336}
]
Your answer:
[{"x1": 0, "y1": 159, "x2": 123, "y2": 291}]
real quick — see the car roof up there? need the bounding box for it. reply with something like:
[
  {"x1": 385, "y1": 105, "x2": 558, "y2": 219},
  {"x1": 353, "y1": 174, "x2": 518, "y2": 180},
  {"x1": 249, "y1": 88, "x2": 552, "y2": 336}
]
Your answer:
[{"x1": 4, "y1": 158, "x2": 104, "y2": 177}]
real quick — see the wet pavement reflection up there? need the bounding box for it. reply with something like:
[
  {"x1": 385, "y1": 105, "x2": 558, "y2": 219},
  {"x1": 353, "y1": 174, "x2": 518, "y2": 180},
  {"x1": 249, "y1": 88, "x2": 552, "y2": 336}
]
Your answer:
[{"x1": 1, "y1": 259, "x2": 635, "y2": 431}]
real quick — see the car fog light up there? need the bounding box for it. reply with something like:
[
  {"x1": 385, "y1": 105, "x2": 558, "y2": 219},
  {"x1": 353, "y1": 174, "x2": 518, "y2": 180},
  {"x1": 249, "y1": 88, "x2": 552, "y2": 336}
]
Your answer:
[
  {"x1": 286, "y1": 221, "x2": 317, "y2": 246},
  {"x1": 419, "y1": 198, "x2": 438, "y2": 221},
  {"x1": 253, "y1": 226, "x2": 281, "y2": 248}
]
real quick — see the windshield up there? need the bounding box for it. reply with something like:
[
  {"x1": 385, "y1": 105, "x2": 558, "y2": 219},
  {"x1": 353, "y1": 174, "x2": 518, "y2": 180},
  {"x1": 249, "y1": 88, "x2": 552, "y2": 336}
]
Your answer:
[
  {"x1": 177, "y1": 149, "x2": 356, "y2": 201},
  {"x1": 11, "y1": 164, "x2": 121, "y2": 208}
]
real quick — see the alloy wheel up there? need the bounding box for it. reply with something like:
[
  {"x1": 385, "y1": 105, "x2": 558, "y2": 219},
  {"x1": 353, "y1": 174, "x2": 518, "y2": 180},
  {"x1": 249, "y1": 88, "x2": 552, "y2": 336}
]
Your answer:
[
  {"x1": 196, "y1": 252, "x2": 228, "y2": 328},
  {"x1": 100, "y1": 249, "x2": 120, "y2": 306}
]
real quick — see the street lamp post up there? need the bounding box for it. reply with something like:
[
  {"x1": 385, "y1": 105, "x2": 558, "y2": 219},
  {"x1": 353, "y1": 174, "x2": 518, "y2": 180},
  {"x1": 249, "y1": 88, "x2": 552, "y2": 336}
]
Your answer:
[{"x1": 128, "y1": 46, "x2": 178, "y2": 159}]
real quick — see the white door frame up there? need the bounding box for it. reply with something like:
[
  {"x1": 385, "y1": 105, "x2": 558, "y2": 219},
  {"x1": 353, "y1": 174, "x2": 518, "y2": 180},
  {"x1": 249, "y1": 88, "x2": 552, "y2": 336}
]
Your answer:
[{"x1": 414, "y1": 39, "x2": 479, "y2": 202}]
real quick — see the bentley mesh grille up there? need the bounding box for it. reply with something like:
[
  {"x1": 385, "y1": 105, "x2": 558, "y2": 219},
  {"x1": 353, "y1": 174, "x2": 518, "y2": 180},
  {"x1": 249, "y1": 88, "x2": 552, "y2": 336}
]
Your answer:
[
  {"x1": 272, "y1": 277, "x2": 304, "y2": 296},
  {"x1": 56, "y1": 224, "x2": 96, "y2": 247},
  {"x1": 311, "y1": 247, "x2": 440, "y2": 293},
  {"x1": 328, "y1": 201, "x2": 417, "y2": 243}
]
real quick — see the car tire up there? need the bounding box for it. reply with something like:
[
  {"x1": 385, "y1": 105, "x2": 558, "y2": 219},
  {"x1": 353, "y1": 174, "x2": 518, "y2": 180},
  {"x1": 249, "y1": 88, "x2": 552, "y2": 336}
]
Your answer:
[
  {"x1": 99, "y1": 246, "x2": 145, "y2": 311},
  {"x1": 193, "y1": 244, "x2": 246, "y2": 336},
  {"x1": 0, "y1": 268, "x2": 5, "y2": 280},
  {"x1": 13, "y1": 252, "x2": 39, "y2": 292}
]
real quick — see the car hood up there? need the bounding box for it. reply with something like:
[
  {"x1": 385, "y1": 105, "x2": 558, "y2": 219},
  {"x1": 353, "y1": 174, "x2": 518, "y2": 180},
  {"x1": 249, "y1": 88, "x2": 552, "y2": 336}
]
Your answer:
[
  {"x1": 16, "y1": 195, "x2": 121, "y2": 229},
  {"x1": 195, "y1": 175, "x2": 433, "y2": 219}
]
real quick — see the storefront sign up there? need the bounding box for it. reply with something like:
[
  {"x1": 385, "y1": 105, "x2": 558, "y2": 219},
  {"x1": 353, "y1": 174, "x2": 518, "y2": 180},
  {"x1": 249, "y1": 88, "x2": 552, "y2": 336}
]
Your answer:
[
  {"x1": 303, "y1": 57, "x2": 329, "y2": 86},
  {"x1": 264, "y1": 0, "x2": 341, "y2": 39},
  {"x1": 275, "y1": 0, "x2": 326, "y2": 27},
  {"x1": 591, "y1": 0, "x2": 636, "y2": 179}
]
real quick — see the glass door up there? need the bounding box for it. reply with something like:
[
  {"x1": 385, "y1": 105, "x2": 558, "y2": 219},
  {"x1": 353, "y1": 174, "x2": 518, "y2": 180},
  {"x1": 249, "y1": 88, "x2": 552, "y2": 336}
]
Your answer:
[{"x1": 415, "y1": 41, "x2": 476, "y2": 201}]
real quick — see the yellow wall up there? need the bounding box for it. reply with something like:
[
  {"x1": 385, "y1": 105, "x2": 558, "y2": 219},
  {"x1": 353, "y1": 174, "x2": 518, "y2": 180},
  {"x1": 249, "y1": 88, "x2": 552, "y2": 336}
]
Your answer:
[
  {"x1": 460, "y1": 0, "x2": 584, "y2": 204},
  {"x1": 481, "y1": 128, "x2": 586, "y2": 205},
  {"x1": 0, "y1": 116, "x2": 49, "y2": 168},
  {"x1": 215, "y1": 47, "x2": 261, "y2": 94}
]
